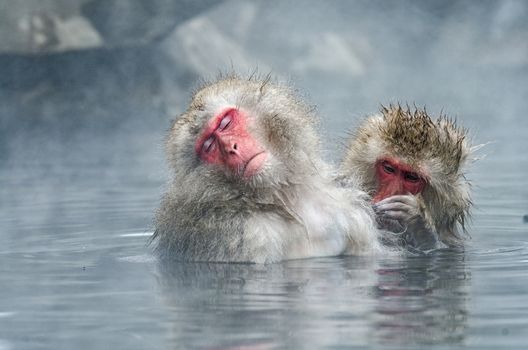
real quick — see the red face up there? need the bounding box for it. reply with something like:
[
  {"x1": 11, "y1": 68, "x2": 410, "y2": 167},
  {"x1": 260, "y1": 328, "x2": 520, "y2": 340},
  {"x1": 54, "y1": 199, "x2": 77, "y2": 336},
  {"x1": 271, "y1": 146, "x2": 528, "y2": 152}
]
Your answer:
[
  {"x1": 372, "y1": 158, "x2": 427, "y2": 203},
  {"x1": 195, "y1": 108, "x2": 267, "y2": 178}
]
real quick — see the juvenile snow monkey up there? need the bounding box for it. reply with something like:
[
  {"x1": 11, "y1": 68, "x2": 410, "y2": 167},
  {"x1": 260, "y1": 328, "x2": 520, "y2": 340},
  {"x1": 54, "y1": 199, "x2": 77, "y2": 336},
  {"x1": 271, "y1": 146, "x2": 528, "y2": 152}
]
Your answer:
[
  {"x1": 340, "y1": 105, "x2": 477, "y2": 250},
  {"x1": 153, "y1": 75, "x2": 383, "y2": 263}
]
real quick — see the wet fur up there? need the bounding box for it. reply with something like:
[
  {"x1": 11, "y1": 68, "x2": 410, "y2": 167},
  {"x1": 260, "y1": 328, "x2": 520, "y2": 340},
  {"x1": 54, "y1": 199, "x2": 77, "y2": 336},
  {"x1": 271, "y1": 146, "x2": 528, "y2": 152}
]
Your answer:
[
  {"x1": 340, "y1": 104, "x2": 477, "y2": 246},
  {"x1": 153, "y1": 75, "x2": 383, "y2": 263}
]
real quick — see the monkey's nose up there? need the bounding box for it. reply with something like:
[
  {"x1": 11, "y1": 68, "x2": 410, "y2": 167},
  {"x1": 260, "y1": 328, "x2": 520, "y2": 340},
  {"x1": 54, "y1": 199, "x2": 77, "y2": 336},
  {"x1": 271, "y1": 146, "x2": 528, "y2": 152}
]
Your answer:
[
  {"x1": 226, "y1": 142, "x2": 238, "y2": 156},
  {"x1": 219, "y1": 138, "x2": 240, "y2": 157},
  {"x1": 229, "y1": 142, "x2": 238, "y2": 155}
]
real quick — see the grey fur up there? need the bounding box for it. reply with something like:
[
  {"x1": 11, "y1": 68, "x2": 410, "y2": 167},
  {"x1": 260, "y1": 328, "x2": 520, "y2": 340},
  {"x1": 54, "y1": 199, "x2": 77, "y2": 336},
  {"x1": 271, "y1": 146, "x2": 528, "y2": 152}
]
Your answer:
[
  {"x1": 153, "y1": 75, "x2": 383, "y2": 263},
  {"x1": 340, "y1": 105, "x2": 476, "y2": 247}
]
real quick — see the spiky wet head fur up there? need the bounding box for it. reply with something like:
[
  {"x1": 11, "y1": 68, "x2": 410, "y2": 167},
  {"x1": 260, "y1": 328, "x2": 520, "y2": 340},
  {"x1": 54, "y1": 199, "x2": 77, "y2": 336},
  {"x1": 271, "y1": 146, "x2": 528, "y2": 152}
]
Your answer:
[{"x1": 341, "y1": 104, "x2": 474, "y2": 244}]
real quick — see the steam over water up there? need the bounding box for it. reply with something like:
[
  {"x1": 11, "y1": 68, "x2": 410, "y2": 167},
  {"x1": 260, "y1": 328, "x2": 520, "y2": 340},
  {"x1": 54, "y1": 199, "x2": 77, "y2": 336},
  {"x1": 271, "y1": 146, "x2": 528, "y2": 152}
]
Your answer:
[{"x1": 1, "y1": 1, "x2": 527, "y2": 349}]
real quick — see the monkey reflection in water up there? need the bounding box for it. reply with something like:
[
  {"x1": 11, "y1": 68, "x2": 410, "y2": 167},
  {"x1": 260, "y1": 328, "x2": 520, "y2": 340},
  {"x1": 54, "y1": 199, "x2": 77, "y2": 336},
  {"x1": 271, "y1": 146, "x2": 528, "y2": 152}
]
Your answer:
[
  {"x1": 340, "y1": 105, "x2": 479, "y2": 250},
  {"x1": 153, "y1": 75, "x2": 384, "y2": 263}
]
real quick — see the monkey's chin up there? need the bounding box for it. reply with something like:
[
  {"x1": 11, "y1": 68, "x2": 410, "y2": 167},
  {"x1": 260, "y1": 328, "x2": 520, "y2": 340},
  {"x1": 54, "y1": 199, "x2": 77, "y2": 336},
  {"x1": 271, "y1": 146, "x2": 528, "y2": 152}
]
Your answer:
[{"x1": 242, "y1": 151, "x2": 267, "y2": 178}]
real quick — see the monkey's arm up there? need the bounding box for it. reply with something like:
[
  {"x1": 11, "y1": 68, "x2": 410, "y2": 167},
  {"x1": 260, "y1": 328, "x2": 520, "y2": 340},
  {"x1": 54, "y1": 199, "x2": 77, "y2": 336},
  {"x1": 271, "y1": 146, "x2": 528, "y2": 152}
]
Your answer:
[{"x1": 373, "y1": 195, "x2": 445, "y2": 250}]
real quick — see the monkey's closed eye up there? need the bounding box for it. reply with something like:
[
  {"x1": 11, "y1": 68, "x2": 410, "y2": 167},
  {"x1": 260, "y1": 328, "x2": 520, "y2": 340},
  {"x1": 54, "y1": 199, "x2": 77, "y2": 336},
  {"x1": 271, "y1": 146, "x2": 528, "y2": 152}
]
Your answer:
[
  {"x1": 382, "y1": 162, "x2": 395, "y2": 174},
  {"x1": 218, "y1": 115, "x2": 232, "y2": 131},
  {"x1": 202, "y1": 136, "x2": 215, "y2": 153},
  {"x1": 404, "y1": 172, "x2": 420, "y2": 182}
]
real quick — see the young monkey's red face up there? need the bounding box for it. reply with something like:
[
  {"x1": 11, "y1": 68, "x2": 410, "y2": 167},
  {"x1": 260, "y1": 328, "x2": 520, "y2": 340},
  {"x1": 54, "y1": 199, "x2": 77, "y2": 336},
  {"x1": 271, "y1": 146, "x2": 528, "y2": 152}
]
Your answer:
[
  {"x1": 195, "y1": 108, "x2": 267, "y2": 179},
  {"x1": 372, "y1": 158, "x2": 427, "y2": 203}
]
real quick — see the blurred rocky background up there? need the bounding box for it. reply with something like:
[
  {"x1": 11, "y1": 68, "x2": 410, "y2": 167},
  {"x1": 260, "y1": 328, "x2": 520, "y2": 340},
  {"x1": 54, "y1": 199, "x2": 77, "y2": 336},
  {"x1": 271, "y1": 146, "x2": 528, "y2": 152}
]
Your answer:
[
  {"x1": 1, "y1": 0, "x2": 527, "y2": 165},
  {"x1": 1, "y1": 3, "x2": 527, "y2": 348}
]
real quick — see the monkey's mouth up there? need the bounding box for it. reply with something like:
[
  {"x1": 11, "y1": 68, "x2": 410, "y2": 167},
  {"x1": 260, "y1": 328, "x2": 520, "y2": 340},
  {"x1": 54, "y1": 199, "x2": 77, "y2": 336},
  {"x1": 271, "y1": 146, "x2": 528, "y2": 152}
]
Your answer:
[{"x1": 241, "y1": 151, "x2": 267, "y2": 178}]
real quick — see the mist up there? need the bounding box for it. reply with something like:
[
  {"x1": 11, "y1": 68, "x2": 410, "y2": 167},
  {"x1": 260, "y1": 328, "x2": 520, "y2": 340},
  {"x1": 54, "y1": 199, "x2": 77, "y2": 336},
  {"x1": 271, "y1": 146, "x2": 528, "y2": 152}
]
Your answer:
[
  {"x1": 1, "y1": 1, "x2": 528, "y2": 349},
  {"x1": 1, "y1": 0, "x2": 527, "y2": 161}
]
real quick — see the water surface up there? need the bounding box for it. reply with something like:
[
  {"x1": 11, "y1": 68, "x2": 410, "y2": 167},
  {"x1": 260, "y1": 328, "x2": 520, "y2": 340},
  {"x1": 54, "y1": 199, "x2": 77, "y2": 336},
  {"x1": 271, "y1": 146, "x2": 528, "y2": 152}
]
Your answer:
[
  {"x1": 0, "y1": 117, "x2": 527, "y2": 350},
  {"x1": 1, "y1": 1, "x2": 528, "y2": 348}
]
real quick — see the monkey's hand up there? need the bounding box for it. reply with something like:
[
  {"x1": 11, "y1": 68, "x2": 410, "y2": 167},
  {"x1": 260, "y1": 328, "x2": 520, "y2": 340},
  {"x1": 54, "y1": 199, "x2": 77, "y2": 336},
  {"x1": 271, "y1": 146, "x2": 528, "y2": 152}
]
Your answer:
[{"x1": 373, "y1": 195, "x2": 442, "y2": 250}]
